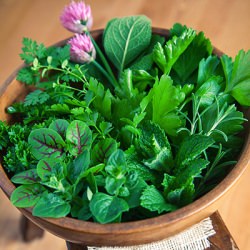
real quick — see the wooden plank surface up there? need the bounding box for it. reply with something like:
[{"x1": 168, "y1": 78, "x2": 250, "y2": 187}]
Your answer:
[{"x1": 0, "y1": 0, "x2": 250, "y2": 249}]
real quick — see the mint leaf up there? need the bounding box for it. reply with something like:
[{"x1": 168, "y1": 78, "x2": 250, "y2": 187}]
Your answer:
[
  {"x1": 138, "y1": 121, "x2": 173, "y2": 172},
  {"x1": 90, "y1": 193, "x2": 129, "y2": 223},
  {"x1": 140, "y1": 185, "x2": 176, "y2": 213},
  {"x1": 104, "y1": 15, "x2": 151, "y2": 73},
  {"x1": 175, "y1": 134, "x2": 214, "y2": 168}
]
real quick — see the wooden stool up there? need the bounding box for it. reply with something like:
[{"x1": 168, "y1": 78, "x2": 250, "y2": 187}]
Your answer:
[{"x1": 20, "y1": 211, "x2": 239, "y2": 250}]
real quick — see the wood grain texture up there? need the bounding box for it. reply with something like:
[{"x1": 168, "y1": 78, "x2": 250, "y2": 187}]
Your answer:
[{"x1": 0, "y1": 0, "x2": 249, "y2": 249}]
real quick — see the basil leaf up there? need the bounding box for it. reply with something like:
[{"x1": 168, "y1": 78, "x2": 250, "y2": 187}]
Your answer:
[
  {"x1": 103, "y1": 15, "x2": 151, "y2": 73},
  {"x1": 32, "y1": 193, "x2": 70, "y2": 218},
  {"x1": 90, "y1": 192, "x2": 129, "y2": 224},
  {"x1": 67, "y1": 150, "x2": 90, "y2": 183}
]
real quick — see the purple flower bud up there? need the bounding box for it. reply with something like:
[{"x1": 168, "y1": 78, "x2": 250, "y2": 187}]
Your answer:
[
  {"x1": 60, "y1": 1, "x2": 93, "y2": 33},
  {"x1": 68, "y1": 34, "x2": 96, "y2": 63}
]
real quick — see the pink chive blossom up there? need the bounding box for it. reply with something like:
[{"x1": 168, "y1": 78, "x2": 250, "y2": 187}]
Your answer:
[
  {"x1": 68, "y1": 33, "x2": 96, "y2": 63},
  {"x1": 60, "y1": 1, "x2": 93, "y2": 33}
]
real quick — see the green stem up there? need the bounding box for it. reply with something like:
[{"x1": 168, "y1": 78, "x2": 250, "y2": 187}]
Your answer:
[
  {"x1": 91, "y1": 60, "x2": 117, "y2": 88},
  {"x1": 87, "y1": 32, "x2": 119, "y2": 88}
]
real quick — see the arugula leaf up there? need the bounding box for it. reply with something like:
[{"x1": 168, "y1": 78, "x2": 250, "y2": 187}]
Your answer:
[
  {"x1": 152, "y1": 75, "x2": 185, "y2": 135},
  {"x1": 90, "y1": 193, "x2": 129, "y2": 223},
  {"x1": 104, "y1": 15, "x2": 152, "y2": 73}
]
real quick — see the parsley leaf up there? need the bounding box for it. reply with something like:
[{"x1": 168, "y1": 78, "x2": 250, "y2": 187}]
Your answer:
[{"x1": 24, "y1": 90, "x2": 50, "y2": 106}]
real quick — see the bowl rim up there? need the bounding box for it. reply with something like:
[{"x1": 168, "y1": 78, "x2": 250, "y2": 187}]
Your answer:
[{"x1": 0, "y1": 27, "x2": 249, "y2": 236}]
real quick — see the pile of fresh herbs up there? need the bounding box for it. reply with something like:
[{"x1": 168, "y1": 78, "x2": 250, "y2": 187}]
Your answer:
[{"x1": 0, "y1": 13, "x2": 249, "y2": 224}]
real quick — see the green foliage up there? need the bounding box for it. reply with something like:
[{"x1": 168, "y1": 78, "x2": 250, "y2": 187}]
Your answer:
[
  {"x1": 104, "y1": 15, "x2": 152, "y2": 74},
  {"x1": 1, "y1": 17, "x2": 249, "y2": 224}
]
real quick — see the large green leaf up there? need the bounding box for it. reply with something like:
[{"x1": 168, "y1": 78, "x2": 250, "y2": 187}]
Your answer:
[
  {"x1": 89, "y1": 193, "x2": 129, "y2": 223},
  {"x1": 66, "y1": 120, "x2": 92, "y2": 156},
  {"x1": 152, "y1": 75, "x2": 185, "y2": 135},
  {"x1": 32, "y1": 193, "x2": 70, "y2": 218},
  {"x1": 28, "y1": 128, "x2": 65, "y2": 160},
  {"x1": 140, "y1": 185, "x2": 176, "y2": 213},
  {"x1": 10, "y1": 184, "x2": 45, "y2": 208},
  {"x1": 103, "y1": 15, "x2": 151, "y2": 73}
]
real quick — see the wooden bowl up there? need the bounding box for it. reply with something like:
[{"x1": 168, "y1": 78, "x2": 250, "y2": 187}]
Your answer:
[{"x1": 0, "y1": 29, "x2": 249, "y2": 247}]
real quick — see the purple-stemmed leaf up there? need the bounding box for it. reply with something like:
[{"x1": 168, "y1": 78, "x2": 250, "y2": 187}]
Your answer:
[
  {"x1": 37, "y1": 158, "x2": 65, "y2": 181},
  {"x1": 10, "y1": 184, "x2": 46, "y2": 208},
  {"x1": 66, "y1": 120, "x2": 92, "y2": 156},
  {"x1": 28, "y1": 128, "x2": 65, "y2": 160},
  {"x1": 11, "y1": 169, "x2": 39, "y2": 184},
  {"x1": 49, "y1": 119, "x2": 69, "y2": 137},
  {"x1": 91, "y1": 138, "x2": 118, "y2": 164}
]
